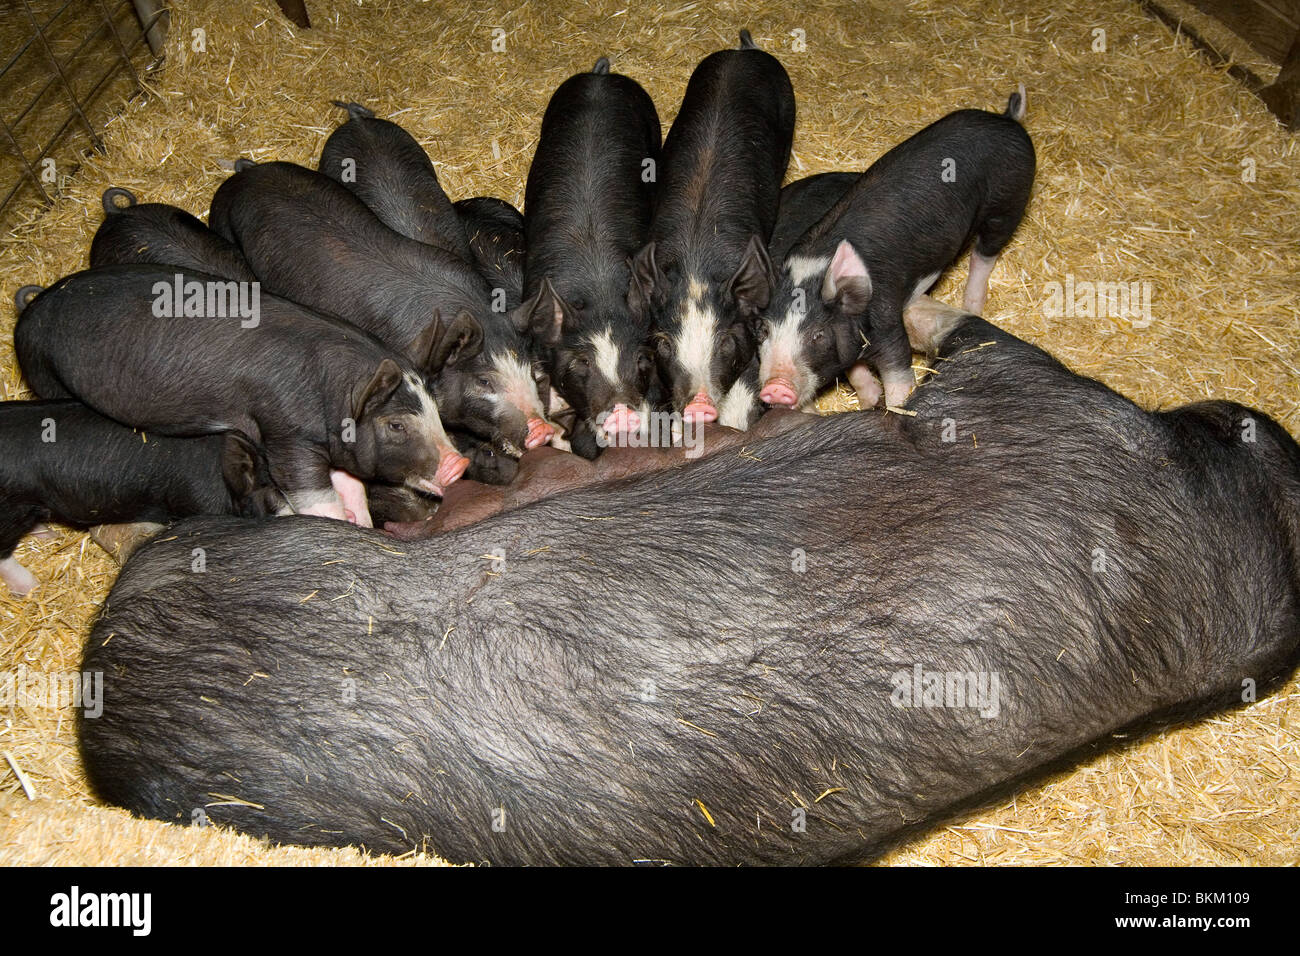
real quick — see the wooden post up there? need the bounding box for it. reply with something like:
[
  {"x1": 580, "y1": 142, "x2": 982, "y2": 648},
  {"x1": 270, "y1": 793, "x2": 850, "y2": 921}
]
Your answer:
[{"x1": 1261, "y1": 32, "x2": 1300, "y2": 130}]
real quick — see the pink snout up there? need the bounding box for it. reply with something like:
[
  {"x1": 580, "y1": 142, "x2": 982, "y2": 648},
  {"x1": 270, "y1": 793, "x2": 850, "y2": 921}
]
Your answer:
[
  {"x1": 682, "y1": 391, "x2": 718, "y2": 424},
  {"x1": 601, "y1": 404, "x2": 641, "y2": 435},
  {"x1": 760, "y1": 378, "x2": 799, "y2": 408},
  {"x1": 416, "y1": 451, "x2": 470, "y2": 496},
  {"x1": 525, "y1": 417, "x2": 556, "y2": 449}
]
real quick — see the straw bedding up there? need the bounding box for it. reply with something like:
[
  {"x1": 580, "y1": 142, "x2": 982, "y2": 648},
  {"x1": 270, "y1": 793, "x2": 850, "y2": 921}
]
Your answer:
[{"x1": 1, "y1": 0, "x2": 1297, "y2": 866}]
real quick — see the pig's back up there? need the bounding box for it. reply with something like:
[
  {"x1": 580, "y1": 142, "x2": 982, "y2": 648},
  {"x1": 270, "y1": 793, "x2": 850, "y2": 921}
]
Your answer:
[
  {"x1": 656, "y1": 48, "x2": 794, "y2": 257},
  {"x1": 322, "y1": 119, "x2": 469, "y2": 257},
  {"x1": 793, "y1": 110, "x2": 1034, "y2": 268},
  {"x1": 14, "y1": 266, "x2": 374, "y2": 437}
]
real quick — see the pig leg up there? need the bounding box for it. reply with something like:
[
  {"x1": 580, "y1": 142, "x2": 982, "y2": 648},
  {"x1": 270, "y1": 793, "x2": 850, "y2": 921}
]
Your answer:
[
  {"x1": 963, "y1": 251, "x2": 998, "y2": 315},
  {"x1": 903, "y1": 295, "x2": 971, "y2": 356},
  {"x1": 329, "y1": 469, "x2": 374, "y2": 528},
  {"x1": 91, "y1": 522, "x2": 167, "y2": 564},
  {"x1": 0, "y1": 557, "x2": 37, "y2": 597},
  {"x1": 268, "y1": 445, "x2": 348, "y2": 522},
  {"x1": 846, "y1": 363, "x2": 883, "y2": 409},
  {"x1": 865, "y1": 296, "x2": 916, "y2": 411},
  {"x1": 0, "y1": 503, "x2": 45, "y2": 597},
  {"x1": 965, "y1": 215, "x2": 1021, "y2": 315}
]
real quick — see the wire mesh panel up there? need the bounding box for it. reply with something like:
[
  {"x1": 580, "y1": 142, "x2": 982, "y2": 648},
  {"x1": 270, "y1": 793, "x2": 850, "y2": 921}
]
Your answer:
[{"x1": 0, "y1": 1, "x2": 167, "y2": 226}]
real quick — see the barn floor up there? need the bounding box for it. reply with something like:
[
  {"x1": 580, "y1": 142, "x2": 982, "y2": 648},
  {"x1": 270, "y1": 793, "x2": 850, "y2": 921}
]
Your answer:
[{"x1": 1, "y1": 0, "x2": 1298, "y2": 865}]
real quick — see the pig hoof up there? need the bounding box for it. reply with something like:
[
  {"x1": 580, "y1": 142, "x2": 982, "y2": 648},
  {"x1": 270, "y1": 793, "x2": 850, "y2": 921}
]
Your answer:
[
  {"x1": 846, "y1": 363, "x2": 883, "y2": 409},
  {"x1": 90, "y1": 522, "x2": 167, "y2": 565},
  {"x1": 525, "y1": 417, "x2": 556, "y2": 449},
  {"x1": 0, "y1": 557, "x2": 39, "y2": 598}
]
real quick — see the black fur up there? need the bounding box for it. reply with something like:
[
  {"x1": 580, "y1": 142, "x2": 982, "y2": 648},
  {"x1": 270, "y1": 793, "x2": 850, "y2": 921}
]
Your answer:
[
  {"x1": 768, "y1": 172, "x2": 859, "y2": 264},
  {"x1": 454, "y1": 196, "x2": 526, "y2": 313},
  {"x1": 89, "y1": 187, "x2": 257, "y2": 280},
  {"x1": 210, "y1": 161, "x2": 554, "y2": 454},
  {"x1": 0, "y1": 399, "x2": 281, "y2": 565},
  {"x1": 523, "y1": 57, "x2": 662, "y2": 456},
  {"x1": 13, "y1": 265, "x2": 458, "y2": 512},
  {"x1": 318, "y1": 101, "x2": 470, "y2": 258},
  {"x1": 761, "y1": 97, "x2": 1035, "y2": 406},
  {"x1": 629, "y1": 33, "x2": 794, "y2": 422}
]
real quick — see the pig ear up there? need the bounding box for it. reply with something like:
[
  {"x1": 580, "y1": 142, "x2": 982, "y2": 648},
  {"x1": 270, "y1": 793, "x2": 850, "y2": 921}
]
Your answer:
[
  {"x1": 429, "y1": 310, "x2": 484, "y2": 371},
  {"x1": 727, "y1": 235, "x2": 774, "y2": 316},
  {"x1": 821, "y1": 240, "x2": 872, "y2": 313},
  {"x1": 626, "y1": 242, "x2": 660, "y2": 316},
  {"x1": 353, "y1": 358, "x2": 404, "y2": 421},
  {"x1": 405, "y1": 310, "x2": 446, "y2": 374},
  {"x1": 514, "y1": 278, "x2": 566, "y2": 346},
  {"x1": 219, "y1": 431, "x2": 262, "y2": 499}
]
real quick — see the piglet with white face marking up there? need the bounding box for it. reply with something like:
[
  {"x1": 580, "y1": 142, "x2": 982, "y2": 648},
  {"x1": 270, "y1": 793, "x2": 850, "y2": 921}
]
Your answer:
[
  {"x1": 759, "y1": 89, "x2": 1035, "y2": 412},
  {"x1": 524, "y1": 56, "x2": 663, "y2": 459},
  {"x1": 13, "y1": 265, "x2": 469, "y2": 525},
  {"x1": 210, "y1": 161, "x2": 558, "y2": 472},
  {"x1": 629, "y1": 31, "x2": 794, "y2": 432}
]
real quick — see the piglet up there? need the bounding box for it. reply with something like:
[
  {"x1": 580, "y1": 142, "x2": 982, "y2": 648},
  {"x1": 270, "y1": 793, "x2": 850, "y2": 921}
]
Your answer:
[
  {"x1": 524, "y1": 56, "x2": 663, "y2": 459},
  {"x1": 456, "y1": 196, "x2": 526, "y2": 312},
  {"x1": 14, "y1": 265, "x2": 469, "y2": 524},
  {"x1": 0, "y1": 399, "x2": 281, "y2": 596},
  {"x1": 769, "y1": 173, "x2": 859, "y2": 264},
  {"x1": 759, "y1": 88, "x2": 1035, "y2": 411},
  {"x1": 629, "y1": 31, "x2": 794, "y2": 430}
]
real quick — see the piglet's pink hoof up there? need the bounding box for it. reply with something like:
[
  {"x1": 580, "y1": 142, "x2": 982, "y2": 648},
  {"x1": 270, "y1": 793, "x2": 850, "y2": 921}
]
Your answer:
[
  {"x1": 0, "y1": 557, "x2": 38, "y2": 598},
  {"x1": 525, "y1": 417, "x2": 556, "y2": 449}
]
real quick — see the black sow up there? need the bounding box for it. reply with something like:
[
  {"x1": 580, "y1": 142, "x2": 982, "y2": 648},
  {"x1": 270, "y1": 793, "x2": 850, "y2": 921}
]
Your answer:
[{"x1": 79, "y1": 299, "x2": 1300, "y2": 863}]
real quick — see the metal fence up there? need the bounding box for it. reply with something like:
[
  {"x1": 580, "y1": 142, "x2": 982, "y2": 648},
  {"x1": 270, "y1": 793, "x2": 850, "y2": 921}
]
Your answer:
[{"x1": 0, "y1": 1, "x2": 168, "y2": 225}]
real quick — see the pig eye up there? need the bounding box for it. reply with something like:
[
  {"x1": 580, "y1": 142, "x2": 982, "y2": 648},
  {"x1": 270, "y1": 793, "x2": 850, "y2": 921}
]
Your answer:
[
  {"x1": 810, "y1": 329, "x2": 826, "y2": 345},
  {"x1": 387, "y1": 420, "x2": 406, "y2": 433},
  {"x1": 573, "y1": 355, "x2": 590, "y2": 370},
  {"x1": 756, "y1": 322, "x2": 771, "y2": 344},
  {"x1": 636, "y1": 349, "x2": 654, "y2": 373},
  {"x1": 476, "y1": 375, "x2": 493, "y2": 389}
]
